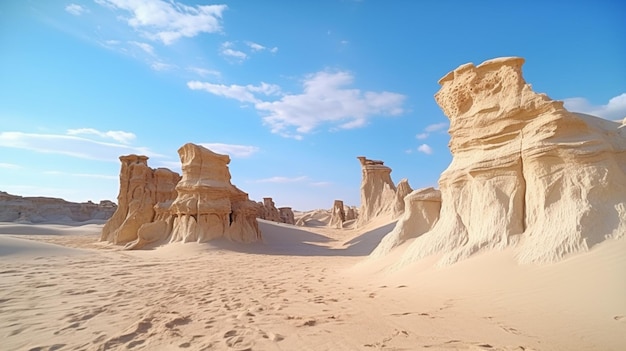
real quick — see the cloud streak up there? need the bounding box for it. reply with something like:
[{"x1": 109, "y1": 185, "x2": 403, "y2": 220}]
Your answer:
[
  {"x1": 96, "y1": 0, "x2": 227, "y2": 45},
  {"x1": 189, "y1": 70, "x2": 405, "y2": 139},
  {"x1": 198, "y1": 143, "x2": 260, "y2": 158},
  {"x1": 563, "y1": 93, "x2": 626, "y2": 121},
  {"x1": 65, "y1": 4, "x2": 88, "y2": 16}
]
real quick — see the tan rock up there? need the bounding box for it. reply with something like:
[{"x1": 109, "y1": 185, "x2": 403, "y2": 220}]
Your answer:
[
  {"x1": 329, "y1": 200, "x2": 346, "y2": 229},
  {"x1": 371, "y1": 187, "x2": 441, "y2": 258},
  {"x1": 167, "y1": 143, "x2": 262, "y2": 244},
  {"x1": 356, "y1": 157, "x2": 410, "y2": 227},
  {"x1": 258, "y1": 197, "x2": 282, "y2": 223},
  {"x1": 101, "y1": 155, "x2": 180, "y2": 244},
  {"x1": 278, "y1": 207, "x2": 295, "y2": 225},
  {"x1": 396, "y1": 57, "x2": 626, "y2": 266}
]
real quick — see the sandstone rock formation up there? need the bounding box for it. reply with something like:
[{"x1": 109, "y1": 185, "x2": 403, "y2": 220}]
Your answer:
[
  {"x1": 278, "y1": 207, "x2": 295, "y2": 225},
  {"x1": 356, "y1": 157, "x2": 412, "y2": 227},
  {"x1": 394, "y1": 57, "x2": 626, "y2": 266},
  {"x1": 0, "y1": 191, "x2": 116, "y2": 223},
  {"x1": 102, "y1": 144, "x2": 262, "y2": 249},
  {"x1": 329, "y1": 200, "x2": 346, "y2": 229},
  {"x1": 258, "y1": 197, "x2": 281, "y2": 223},
  {"x1": 100, "y1": 155, "x2": 180, "y2": 244},
  {"x1": 370, "y1": 187, "x2": 441, "y2": 258}
]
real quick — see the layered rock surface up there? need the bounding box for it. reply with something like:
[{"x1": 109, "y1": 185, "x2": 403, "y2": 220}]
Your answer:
[
  {"x1": 356, "y1": 157, "x2": 412, "y2": 227},
  {"x1": 101, "y1": 144, "x2": 262, "y2": 248},
  {"x1": 329, "y1": 200, "x2": 346, "y2": 229},
  {"x1": 0, "y1": 191, "x2": 116, "y2": 223},
  {"x1": 100, "y1": 155, "x2": 180, "y2": 244},
  {"x1": 393, "y1": 57, "x2": 626, "y2": 266}
]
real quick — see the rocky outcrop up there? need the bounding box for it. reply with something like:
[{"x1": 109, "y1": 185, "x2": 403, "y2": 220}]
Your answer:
[
  {"x1": 258, "y1": 198, "x2": 281, "y2": 223},
  {"x1": 278, "y1": 207, "x2": 295, "y2": 225},
  {"x1": 396, "y1": 57, "x2": 626, "y2": 266},
  {"x1": 329, "y1": 200, "x2": 346, "y2": 229},
  {"x1": 100, "y1": 155, "x2": 180, "y2": 244},
  {"x1": 371, "y1": 187, "x2": 441, "y2": 258},
  {"x1": 0, "y1": 191, "x2": 116, "y2": 223},
  {"x1": 102, "y1": 144, "x2": 262, "y2": 249},
  {"x1": 356, "y1": 157, "x2": 411, "y2": 227}
]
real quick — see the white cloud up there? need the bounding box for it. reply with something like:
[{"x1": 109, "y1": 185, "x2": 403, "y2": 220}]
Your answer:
[
  {"x1": 187, "y1": 81, "x2": 280, "y2": 104},
  {"x1": 150, "y1": 61, "x2": 176, "y2": 71},
  {"x1": 255, "y1": 71, "x2": 405, "y2": 138},
  {"x1": 65, "y1": 3, "x2": 88, "y2": 16},
  {"x1": 417, "y1": 144, "x2": 433, "y2": 155},
  {"x1": 563, "y1": 93, "x2": 626, "y2": 120},
  {"x1": 415, "y1": 133, "x2": 429, "y2": 140},
  {"x1": 220, "y1": 42, "x2": 247, "y2": 62},
  {"x1": 253, "y1": 176, "x2": 309, "y2": 183},
  {"x1": 0, "y1": 131, "x2": 161, "y2": 161},
  {"x1": 0, "y1": 163, "x2": 21, "y2": 169},
  {"x1": 198, "y1": 143, "x2": 259, "y2": 158},
  {"x1": 66, "y1": 128, "x2": 136, "y2": 144},
  {"x1": 129, "y1": 41, "x2": 155, "y2": 55},
  {"x1": 245, "y1": 41, "x2": 278, "y2": 53},
  {"x1": 424, "y1": 122, "x2": 448, "y2": 133},
  {"x1": 187, "y1": 67, "x2": 220, "y2": 77},
  {"x1": 189, "y1": 70, "x2": 405, "y2": 138},
  {"x1": 97, "y1": 0, "x2": 227, "y2": 45},
  {"x1": 43, "y1": 171, "x2": 118, "y2": 180}
]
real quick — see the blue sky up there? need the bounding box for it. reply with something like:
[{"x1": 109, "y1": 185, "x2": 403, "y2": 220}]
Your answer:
[{"x1": 1, "y1": 0, "x2": 625, "y2": 211}]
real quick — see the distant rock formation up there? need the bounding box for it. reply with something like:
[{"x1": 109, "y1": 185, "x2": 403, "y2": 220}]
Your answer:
[
  {"x1": 356, "y1": 157, "x2": 412, "y2": 227},
  {"x1": 329, "y1": 200, "x2": 346, "y2": 229},
  {"x1": 394, "y1": 57, "x2": 626, "y2": 266},
  {"x1": 258, "y1": 197, "x2": 281, "y2": 222},
  {"x1": 102, "y1": 143, "x2": 262, "y2": 249},
  {"x1": 278, "y1": 207, "x2": 295, "y2": 225},
  {"x1": 370, "y1": 187, "x2": 441, "y2": 258},
  {"x1": 0, "y1": 191, "x2": 116, "y2": 223},
  {"x1": 100, "y1": 155, "x2": 180, "y2": 244}
]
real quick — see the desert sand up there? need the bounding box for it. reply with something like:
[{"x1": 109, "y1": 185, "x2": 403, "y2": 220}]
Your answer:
[{"x1": 1, "y1": 215, "x2": 625, "y2": 351}]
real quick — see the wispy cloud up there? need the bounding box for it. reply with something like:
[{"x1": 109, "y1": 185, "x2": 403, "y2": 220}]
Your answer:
[
  {"x1": 65, "y1": 3, "x2": 88, "y2": 16},
  {"x1": 563, "y1": 93, "x2": 626, "y2": 121},
  {"x1": 253, "y1": 176, "x2": 309, "y2": 183},
  {"x1": 96, "y1": 0, "x2": 227, "y2": 45},
  {"x1": 417, "y1": 144, "x2": 433, "y2": 155},
  {"x1": 245, "y1": 41, "x2": 278, "y2": 53},
  {"x1": 187, "y1": 66, "x2": 220, "y2": 77},
  {"x1": 150, "y1": 61, "x2": 176, "y2": 71},
  {"x1": 129, "y1": 41, "x2": 155, "y2": 55},
  {"x1": 189, "y1": 70, "x2": 405, "y2": 139},
  {"x1": 220, "y1": 41, "x2": 247, "y2": 62},
  {"x1": 43, "y1": 171, "x2": 118, "y2": 180},
  {"x1": 0, "y1": 130, "x2": 161, "y2": 161},
  {"x1": 66, "y1": 128, "x2": 136, "y2": 144},
  {"x1": 0, "y1": 163, "x2": 21, "y2": 170},
  {"x1": 198, "y1": 143, "x2": 260, "y2": 158},
  {"x1": 415, "y1": 122, "x2": 448, "y2": 140}
]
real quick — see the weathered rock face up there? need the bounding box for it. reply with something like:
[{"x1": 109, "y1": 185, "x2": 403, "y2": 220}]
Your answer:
[
  {"x1": 371, "y1": 187, "x2": 441, "y2": 258},
  {"x1": 329, "y1": 200, "x2": 346, "y2": 229},
  {"x1": 258, "y1": 198, "x2": 281, "y2": 223},
  {"x1": 167, "y1": 143, "x2": 261, "y2": 244},
  {"x1": 356, "y1": 157, "x2": 411, "y2": 227},
  {"x1": 345, "y1": 206, "x2": 357, "y2": 221},
  {"x1": 397, "y1": 57, "x2": 626, "y2": 266},
  {"x1": 0, "y1": 191, "x2": 116, "y2": 223},
  {"x1": 100, "y1": 155, "x2": 180, "y2": 244},
  {"x1": 278, "y1": 207, "x2": 295, "y2": 225}
]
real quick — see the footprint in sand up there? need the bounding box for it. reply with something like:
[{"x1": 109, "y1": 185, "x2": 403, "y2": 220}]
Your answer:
[
  {"x1": 223, "y1": 329, "x2": 254, "y2": 351},
  {"x1": 614, "y1": 315, "x2": 625, "y2": 322}
]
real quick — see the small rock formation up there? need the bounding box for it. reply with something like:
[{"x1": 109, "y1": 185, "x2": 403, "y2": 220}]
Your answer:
[
  {"x1": 329, "y1": 200, "x2": 346, "y2": 229},
  {"x1": 258, "y1": 197, "x2": 282, "y2": 223},
  {"x1": 278, "y1": 207, "x2": 295, "y2": 225},
  {"x1": 102, "y1": 143, "x2": 262, "y2": 249},
  {"x1": 370, "y1": 187, "x2": 441, "y2": 258},
  {"x1": 345, "y1": 206, "x2": 357, "y2": 221},
  {"x1": 100, "y1": 155, "x2": 180, "y2": 244},
  {"x1": 0, "y1": 191, "x2": 116, "y2": 223},
  {"x1": 395, "y1": 57, "x2": 626, "y2": 266},
  {"x1": 356, "y1": 157, "x2": 412, "y2": 227}
]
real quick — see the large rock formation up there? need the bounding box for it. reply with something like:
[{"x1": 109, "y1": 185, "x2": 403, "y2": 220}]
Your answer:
[
  {"x1": 370, "y1": 187, "x2": 441, "y2": 258},
  {"x1": 356, "y1": 157, "x2": 412, "y2": 227},
  {"x1": 329, "y1": 200, "x2": 346, "y2": 229},
  {"x1": 100, "y1": 155, "x2": 180, "y2": 244},
  {"x1": 278, "y1": 207, "x2": 295, "y2": 225},
  {"x1": 0, "y1": 191, "x2": 116, "y2": 223},
  {"x1": 165, "y1": 143, "x2": 261, "y2": 244},
  {"x1": 395, "y1": 57, "x2": 626, "y2": 266},
  {"x1": 102, "y1": 144, "x2": 262, "y2": 248}
]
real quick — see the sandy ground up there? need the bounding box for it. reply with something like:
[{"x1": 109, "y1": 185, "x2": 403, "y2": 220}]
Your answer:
[{"x1": 0, "y1": 219, "x2": 625, "y2": 351}]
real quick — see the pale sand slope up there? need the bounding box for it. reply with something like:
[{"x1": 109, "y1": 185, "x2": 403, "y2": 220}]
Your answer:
[{"x1": 0, "y1": 220, "x2": 624, "y2": 351}]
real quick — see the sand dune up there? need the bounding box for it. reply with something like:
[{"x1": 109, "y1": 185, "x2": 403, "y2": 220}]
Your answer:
[{"x1": 1, "y1": 219, "x2": 624, "y2": 351}]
